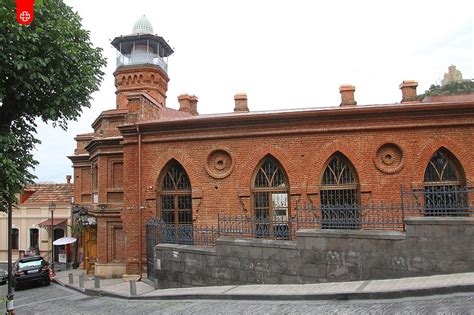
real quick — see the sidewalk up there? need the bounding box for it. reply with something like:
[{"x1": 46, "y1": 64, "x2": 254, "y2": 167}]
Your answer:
[
  {"x1": 52, "y1": 269, "x2": 155, "y2": 297},
  {"x1": 52, "y1": 270, "x2": 474, "y2": 301}
]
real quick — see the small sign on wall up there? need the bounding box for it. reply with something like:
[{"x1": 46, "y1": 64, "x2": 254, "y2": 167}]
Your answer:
[
  {"x1": 58, "y1": 254, "x2": 67, "y2": 263},
  {"x1": 156, "y1": 258, "x2": 161, "y2": 270}
]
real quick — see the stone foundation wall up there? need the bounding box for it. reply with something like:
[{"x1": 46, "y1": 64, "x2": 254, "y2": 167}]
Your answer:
[
  {"x1": 95, "y1": 262, "x2": 126, "y2": 279},
  {"x1": 154, "y1": 217, "x2": 474, "y2": 288}
]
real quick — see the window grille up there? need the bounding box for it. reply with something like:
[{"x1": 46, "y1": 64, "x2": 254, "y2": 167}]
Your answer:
[
  {"x1": 252, "y1": 156, "x2": 290, "y2": 239},
  {"x1": 320, "y1": 154, "x2": 360, "y2": 229},
  {"x1": 159, "y1": 161, "x2": 192, "y2": 225},
  {"x1": 423, "y1": 149, "x2": 467, "y2": 216}
]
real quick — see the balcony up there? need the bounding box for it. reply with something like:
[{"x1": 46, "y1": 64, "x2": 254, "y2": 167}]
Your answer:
[{"x1": 116, "y1": 52, "x2": 168, "y2": 73}]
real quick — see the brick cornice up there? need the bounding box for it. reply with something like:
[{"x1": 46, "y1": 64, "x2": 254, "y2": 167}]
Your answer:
[
  {"x1": 68, "y1": 154, "x2": 90, "y2": 163},
  {"x1": 84, "y1": 137, "x2": 123, "y2": 152},
  {"x1": 91, "y1": 110, "x2": 128, "y2": 130},
  {"x1": 113, "y1": 64, "x2": 169, "y2": 81},
  {"x1": 126, "y1": 121, "x2": 474, "y2": 145},
  {"x1": 135, "y1": 101, "x2": 474, "y2": 133}
]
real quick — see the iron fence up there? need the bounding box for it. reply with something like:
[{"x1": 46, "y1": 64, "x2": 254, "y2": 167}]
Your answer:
[
  {"x1": 217, "y1": 214, "x2": 296, "y2": 240},
  {"x1": 216, "y1": 202, "x2": 404, "y2": 240},
  {"x1": 296, "y1": 203, "x2": 404, "y2": 231},
  {"x1": 146, "y1": 218, "x2": 159, "y2": 280},
  {"x1": 150, "y1": 220, "x2": 218, "y2": 247},
  {"x1": 401, "y1": 185, "x2": 474, "y2": 217},
  {"x1": 147, "y1": 186, "x2": 473, "y2": 247}
]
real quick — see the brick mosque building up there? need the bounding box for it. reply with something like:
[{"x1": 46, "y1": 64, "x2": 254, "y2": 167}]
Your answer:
[{"x1": 69, "y1": 16, "x2": 474, "y2": 277}]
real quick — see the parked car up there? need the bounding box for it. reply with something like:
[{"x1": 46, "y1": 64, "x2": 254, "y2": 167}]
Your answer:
[
  {"x1": 12, "y1": 256, "x2": 50, "y2": 290},
  {"x1": 0, "y1": 268, "x2": 7, "y2": 285}
]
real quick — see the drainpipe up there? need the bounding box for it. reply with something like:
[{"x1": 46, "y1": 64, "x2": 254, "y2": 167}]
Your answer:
[{"x1": 137, "y1": 126, "x2": 143, "y2": 278}]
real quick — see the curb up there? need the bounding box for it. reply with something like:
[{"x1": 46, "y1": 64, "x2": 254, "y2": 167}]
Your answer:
[
  {"x1": 52, "y1": 278, "x2": 102, "y2": 296},
  {"x1": 52, "y1": 277, "x2": 474, "y2": 301},
  {"x1": 110, "y1": 284, "x2": 474, "y2": 301}
]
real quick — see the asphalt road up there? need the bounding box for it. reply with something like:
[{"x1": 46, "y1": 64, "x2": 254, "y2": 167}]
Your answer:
[{"x1": 1, "y1": 282, "x2": 474, "y2": 314}]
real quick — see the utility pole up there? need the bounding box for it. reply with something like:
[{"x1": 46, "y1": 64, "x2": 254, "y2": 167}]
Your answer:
[
  {"x1": 49, "y1": 201, "x2": 56, "y2": 272},
  {"x1": 6, "y1": 200, "x2": 15, "y2": 314}
]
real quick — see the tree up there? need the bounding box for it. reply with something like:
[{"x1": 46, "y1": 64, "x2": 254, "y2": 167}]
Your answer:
[
  {"x1": 0, "y1": 0, "x2": 106, "y2": 211},
  {"x1": 420, "y1": 80, "x2": 474, "y2": 97}
]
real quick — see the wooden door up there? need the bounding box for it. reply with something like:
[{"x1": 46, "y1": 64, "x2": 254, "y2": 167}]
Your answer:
[{"x1": 84, "y1": 227, "x2": 97, "y2": 275}]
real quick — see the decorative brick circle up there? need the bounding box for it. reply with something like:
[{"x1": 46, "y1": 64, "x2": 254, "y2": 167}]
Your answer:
[
  {"x1": 205, "y1": 149, "x2": 234, "y2": 179},
  {"x1": 374, "y1": 143, "x2": 404, "y2": 174}
]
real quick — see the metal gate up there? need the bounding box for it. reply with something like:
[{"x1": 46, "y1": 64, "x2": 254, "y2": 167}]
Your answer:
[{"x1": 146, "y1": 217, "x2": 159, "y2": 280}]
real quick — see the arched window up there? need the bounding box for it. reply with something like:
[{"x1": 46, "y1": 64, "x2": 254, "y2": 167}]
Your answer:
[
  {"x1": 423, "y1": 149, "x2": 467, "y2": 215},
  {"x1": 252, "y1": 156, "x2": 289, "y2": 239},
  {"x1": 320, "y1": 153, "x2": 360, "y2": 229},
  {"x1": 158, "y1": 160, "x2": 192, "y2": 225}
]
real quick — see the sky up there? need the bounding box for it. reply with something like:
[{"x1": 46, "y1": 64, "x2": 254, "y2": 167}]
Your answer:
[{"x1": 33, "y1": 0, "x2": 473, "y2": 183}]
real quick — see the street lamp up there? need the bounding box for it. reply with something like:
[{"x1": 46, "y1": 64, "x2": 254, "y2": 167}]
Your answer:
[{"x1": 49, "y1": 201, "x2": 56, "y2": 271}]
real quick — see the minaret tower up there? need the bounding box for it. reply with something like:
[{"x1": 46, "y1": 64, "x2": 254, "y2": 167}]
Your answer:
[{"x1": 111, "y1": 16, "x2": 174, "y2": 109}]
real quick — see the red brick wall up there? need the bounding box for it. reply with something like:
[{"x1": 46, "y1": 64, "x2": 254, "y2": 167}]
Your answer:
[
  {"x1": 95, "y1": 217, "x2": 123, "y2": 263},
  {"x1": 114, "y1": 65, "x2": 169, "y2": 108},
  {"x1": 119, "y1": 109, "x2": 474, "y2": 273}
]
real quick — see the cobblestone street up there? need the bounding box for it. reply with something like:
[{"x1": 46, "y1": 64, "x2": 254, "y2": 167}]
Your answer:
[{"x1": 1, "y1": 283, "x2": 474, "y2": 314}]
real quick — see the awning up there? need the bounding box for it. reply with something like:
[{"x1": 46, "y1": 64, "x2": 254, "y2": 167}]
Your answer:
[{"x1": 38, "y1": 219, "x2": 67, "y2": 227}]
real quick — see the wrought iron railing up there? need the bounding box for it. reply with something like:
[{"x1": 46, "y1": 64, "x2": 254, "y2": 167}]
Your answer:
[
  {"x1": 150, "y1": 221, "x2": 218, "y2": 247},
  {"x1": 217, "y1": 214, "x2": 296, "y2": 240},
  {"x1": 147, "y1": 187, "x2": 473, "y2": 247},
  {"x1": 296, "y1": 203, "x2": 404, "y2": 231},
  {"x1": 401, "y1": 185, "x2": 474, "y2": 217}
]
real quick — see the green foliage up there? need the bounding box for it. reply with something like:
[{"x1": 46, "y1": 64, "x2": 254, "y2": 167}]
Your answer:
[
  {"x1": 0, "y1": 0, "x2": 107, "y2": 211},
  {"x1": 69, "y1": 223, "x2": 83, "y2": 238},
  {"x1": 420, "y1": 80, "x2": 474, "y2": 97}
]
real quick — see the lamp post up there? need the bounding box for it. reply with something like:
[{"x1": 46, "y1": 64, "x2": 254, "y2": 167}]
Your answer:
[{"x1": 49, "y1": 201, "x2": 56, "y2": 271}]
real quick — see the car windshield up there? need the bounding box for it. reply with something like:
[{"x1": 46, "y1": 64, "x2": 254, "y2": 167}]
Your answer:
[{"x1": 18, "y1": 259, "x2": 43, "y2": 269}]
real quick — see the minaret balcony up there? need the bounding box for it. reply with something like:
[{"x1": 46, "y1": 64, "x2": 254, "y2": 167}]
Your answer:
[{"x1": 116, "y1": 52, "x2": 168, "y2": 73}]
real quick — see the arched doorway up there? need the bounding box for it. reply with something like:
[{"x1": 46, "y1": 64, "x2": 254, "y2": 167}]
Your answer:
[
  {"x1": 53, "y1": 228, "x2": 65, "y2": 263},
  {"x1": 320, "y1": 153, "x2": 360, "y2": 229},
  {"x1": 157, "y1": 160, "x2": 192, "y2": 244},
  {"x1": 252, "y1": 155, "x2": 290, "y2": 239},
  {"x1": 423, "y1": 148, "x2": 467, "y2": 215}
]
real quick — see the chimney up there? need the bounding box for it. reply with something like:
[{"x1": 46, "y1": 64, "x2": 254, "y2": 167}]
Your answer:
[
  {"x1": 189, "y1": 95, "x2": 199, "y2": 116},
  {"x1": 66, "y1": 175, "x2": 72, "y2": 184},
  {"x1": 234, "y1": 93, "x2": 249, "y2": 112},
  {"x1": 339, "y1": 85, "x2": 357, "y2": 106},
  {"x1": 178, "y1": 94, "x2": 191, "y2": 113},
  {"x1": 178, "y1": 94, "x2": 199, "y2": 115},
  {"x1": 399, "y1": 80, "x2": 418, "y2": 103}
]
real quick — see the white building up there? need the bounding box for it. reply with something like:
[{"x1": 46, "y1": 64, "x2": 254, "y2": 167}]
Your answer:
[{"x1": 0, "y1": 178, "x2": 73, "y2": 265}]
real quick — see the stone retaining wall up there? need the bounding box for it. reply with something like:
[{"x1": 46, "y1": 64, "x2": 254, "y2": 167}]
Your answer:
[{"x1": 154, "y1": 217, "x2": 474, "y2": 288}]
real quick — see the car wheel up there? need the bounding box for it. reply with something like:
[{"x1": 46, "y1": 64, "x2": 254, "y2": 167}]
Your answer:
[
  {"x1": 44, "y1": 278, "x2": 50, "y2": 286},
  {"x1": 13, "y1": 282, "x2": 20, "y2": 291}
]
